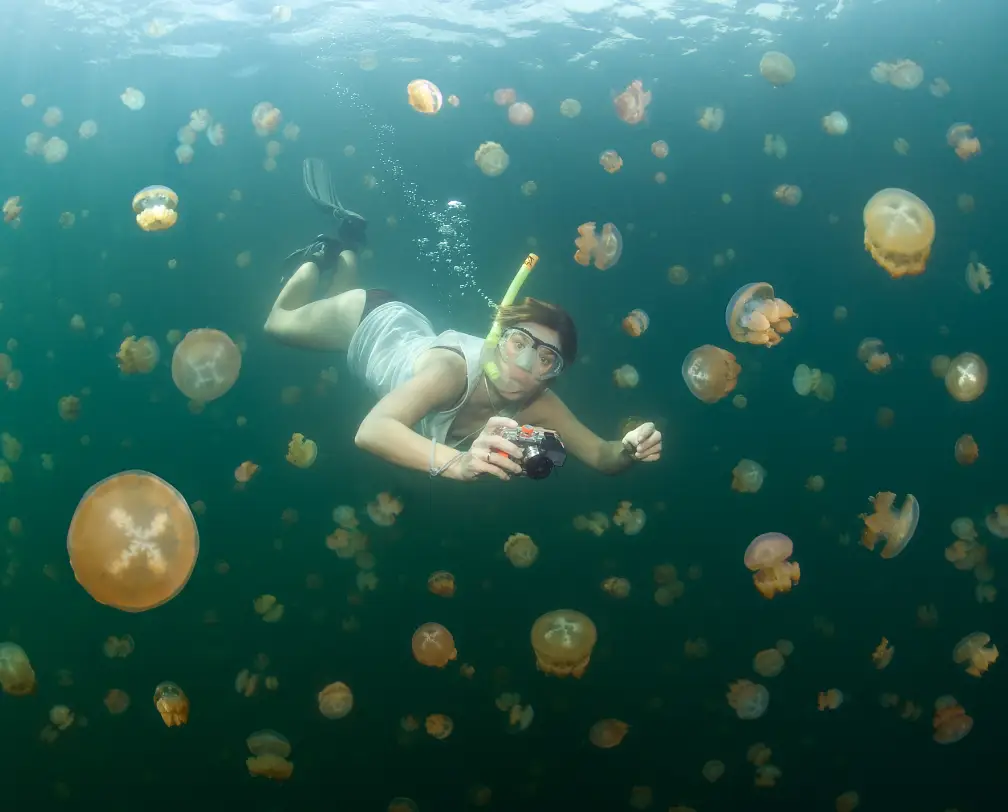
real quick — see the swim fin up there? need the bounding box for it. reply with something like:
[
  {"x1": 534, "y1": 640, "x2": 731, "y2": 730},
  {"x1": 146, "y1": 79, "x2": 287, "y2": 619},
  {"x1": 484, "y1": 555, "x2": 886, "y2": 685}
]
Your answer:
[
  {"x1": 281, "y1": 234, "x2": 344, "y2": 273},
  {"x1": 303, "y1": 157, "x2": 368, "y2": 244}
]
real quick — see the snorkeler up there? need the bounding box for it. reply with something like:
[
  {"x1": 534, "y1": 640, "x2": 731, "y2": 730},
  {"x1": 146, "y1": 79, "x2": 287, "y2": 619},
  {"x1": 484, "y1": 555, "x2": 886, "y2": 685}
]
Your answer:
[{"x1": 265, "y1": 168, "x2": 661, "y2": 481}]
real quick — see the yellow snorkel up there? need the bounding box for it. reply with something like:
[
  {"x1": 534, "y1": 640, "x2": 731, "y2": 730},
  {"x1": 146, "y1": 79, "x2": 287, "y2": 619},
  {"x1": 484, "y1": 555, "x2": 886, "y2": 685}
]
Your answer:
[{"x1": 483, "y1": 252, "x2": 539, "y2": 381}]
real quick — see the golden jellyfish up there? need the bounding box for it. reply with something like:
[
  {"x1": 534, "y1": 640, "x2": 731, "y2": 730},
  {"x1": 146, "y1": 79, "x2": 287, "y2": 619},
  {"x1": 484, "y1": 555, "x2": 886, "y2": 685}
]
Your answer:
[
  {"x1": 773, "y1": 184, "x2": 802, "y2": 206},
  {"x1": 599, "y1": 149, "x2": 623, "y2": 173},
  {"x1": 474, "y1": 141, "x2": 509, "y2": 177},
  {"x1": 872, "y1": 637, "x2": 895, "y2": 669},
  {"x1": 805, "y1": 475, "x2": 825, "y2": 492},
  {"x1": 493, "y1": 88, "x2": 517, "y2": 106},
  {"x1": 752, "y1": 648, "x2": 785, "y2": 677},
  {"x1": 763, "y1": 133, "x2": 787, "y2": 159},
  {"x1": 821, "y1": 111, "x2": 848, "y2": 136},
  {"x1": 654, "y1": 171, "x2": 666, "y2": 184},
  {"x1": 601, "y1": 576, "x2": 630, "y2": 598},
  {"x1": 726, "y1": 283, "x2": 796, "y2": 347},
  {"x1": 930, "y1": 76, "x2": 950, "y2": 97},
  {"x1": 744, "y1": 533, "x2": 799, "y2": 599},
  {"x1": 931, "y1": 354, "x2": 951, "y2": 378},
  {"x1": 67, "y1": 471, "x2": 199, "y2": 612},
  {"x1": 153, "y1": 681, "x2": 189, "y2": 726},
  {"x1": 613, "y1": 79, "x2": 651, "y2": 124},
  {"x1": 732, "y1": 394, "x2": 747, "y2": 409},
  {"x1": 682, "y1": 345, "x2": 741, "y2": 404},
  {"x1": 860, "y1": 492, "x2": 919, "y2": 558},
  {"x1": 247, "y1": 729, "x2": 293, "y2": 779},
  {"x1": 759, "y1": 51, "x2": 796, "y2": 85},
  {"x1": 0, "y1": 642, "x2": 36, "y2": 696},
  {"x1": 530, "y1": 609, "x2": 597, "y2": 678},
  {"x1": 965, "y1": 260, "x2": 992, "y2": 294},
  {"x1": 42, "y1": 137, "x2": 68, "y2": 163},
  {"x1": 944, "y1": 352, "x2": 987, "y2": 402},
  {"x1": 613, "y1": 501, "x2": 646, "y2": 535},
  {"x1": 425, "y1": 713, "x2": 453, "y2": 740},
  {"x1": 726, "y1": 679, "x2": 769, "y2": 719},
  {"x1": 234, "y1": 461, "x2": 259, "y2": 484},
  {"x1": 955, "y1": 434, "x2": 979, "y2": 466},
  {"x1": 893, "y1": 137, "x2": 910, "y2": 155},
  {"x1": 622, "y1": 309, "x2": 649, "y2": 337},
  {"x1": 49, "y1": 705, "x2": 75, "y2": 731},
  {"x1": 702, "y1": 760, "x2": 725, "y2": 783},
  {"x1": 58, "y1": 394, "x2": 81, "y2": 422},
  {"x1": 367, "y1": 492, "x2": 403, "y2": 526},
  {"x1": 508, "y1": 102, "x2": 534, "y2": 126},
  {"x1": 862, "y1": 188, "x2": 935, "y2": 278},
  {"x1": 254, "y1": 594, "x2": 285, "y2": 622},
  {"x1": 697, "y1": 106, "x2": 724, "y2": 132},
  {"x1": 792, "y1": 364, "x2": 821, "y2": 396},
  {"x1": 284, "y1": 433, "x2": 318, "y2": 469},
  {"x1": 953, "y1": 632, "x2": 998, "y2": 677},
  {"x1": 120, "y1": 87, "x2": 145, "y2": 110},
  {"x1": 986, "y1": 506, "x2": 1008, "y2": 539},
  {"x1": 946, "y1": 123, "x2": 980, "y2": 161},
  {"x1": 651, "y1": 140, "x2": 668, "y2": 158},
  {"x1": 42, "y1": 105, "x2": 63, "y2": 127},
  {"x1": 104, "y1": 689, "x2": 130, "y2": 714},
  {"x1": 732, "y1": 459, "x2": 766, "y2": 494},
  {"x1": 933, "y1": 696, "x2": 972, "y2": 744},
  {"x1": 520, "y1": 180, "x2": 537, "y2": 196},
  {"x1": 504, "y1": 533, "x2": 539, "y2": 567},
  {"x1": 251, "y1": 101, "x2": 282, "y2": 136},
  {"x1": 818, "y1": 689, "x2": 843, "y2": 711},
  {"x1": 3, "y1": 196, "x2": 22, "y2": 224},
  {"x1": 171, "y1": 328, "x2": 241, "y2": 401},
  {"x1": 857, "y1": 337, "x2": 891, "y2": 373},
  {"x1": 318, "y1": 681, "x2": 353, "y2": 719},
  {"x1": 116, "y1": 336, "x2": 160, "y2": 375},
  {"x1": 446, "y1": 95, "x2": 459, "y2": 107},
  {"x1": 406, "y1": 79, "x2": 443, "y2": 115},
  {"x1": 103, "y1": 634, "x2": 134, "y2": 658},
  {"x1": 132, "y1": 185, "x2": 178, "y2": 232},
  {"x1": 574, "y1": 221, "x2": 623, "y2": 270},
  {"x1": 886, "y1": 59, "x2": 923, "y2": 90},
  {"x1": 411, "y1": 622, "x2": 457, "y2": 667},
  {"x1": 428, "y1": 570, "x2": 456, "y2": 597},
  {"x1": 559, "y1": 98, "x2": 581, "y2": 118}
]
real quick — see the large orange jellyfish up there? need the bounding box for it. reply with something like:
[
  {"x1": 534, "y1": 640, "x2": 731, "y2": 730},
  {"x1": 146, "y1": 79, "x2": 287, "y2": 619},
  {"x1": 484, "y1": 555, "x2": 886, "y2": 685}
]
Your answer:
[
  {"x1": 725, "y1": 283, "x2": 796, "y2": 347},
  {"x1": 953, "y1": 632, "x2": 998, "y2": 677},
  {"x1": 743, "y1": 533, "x2": 799, "y2": 599},
  {"x1": 726, "y1": 679, "x2": 769, "y2": 719},
  {"x1": 682, "y1": 345, "x2": 741, "y2": 404},
  {"x1": 613, "y1": 79, "x2": 651, "y2": 124},
  {"x1": 171, "y1": 328, "x2": 241, "y2": 402},
  {"x1": 944, "y1": 352, "x2": 987, "y2": 402},
  {"x1": 406, "y1": 79, "x2": 443, "y2": 115},
  {"x1": 132, "y1": 186, "x2": 178, "y2": 232},
  {"x1": 573, "y1": 222, "x2": 622, "y2": 270},
  {"x1": 859, "y1": 492, "x2": 918, "y2": 558},
  {"x1": 153, "y1": 681, "x2": 189, "y2": 726},
  {"x1": 0, "y1": 642, "x2": 36, "y2": 696},
  {"x1": 411, "y1": 623, "x2": 457, "y2": 667},
  {"x1": 530, "y1": 609, "x2": 597, "y2": 678},
  {"x1": 67, "y1": 470, "x2": 199, "y2": 612},
  {"x1": 862, "y1": 188, "x2": 935, "y2": 278}
]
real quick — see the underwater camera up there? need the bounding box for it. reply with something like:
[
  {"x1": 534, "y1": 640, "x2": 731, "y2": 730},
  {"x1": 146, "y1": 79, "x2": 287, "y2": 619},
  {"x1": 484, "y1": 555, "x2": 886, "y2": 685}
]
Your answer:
[{"x1": 498, "y1": 425, "x2": 566, "y2": 480}]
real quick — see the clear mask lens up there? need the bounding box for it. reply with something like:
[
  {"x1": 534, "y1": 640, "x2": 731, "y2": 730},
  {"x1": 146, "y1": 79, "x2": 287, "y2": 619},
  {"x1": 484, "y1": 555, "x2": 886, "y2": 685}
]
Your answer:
[{"x1": 498, "y1": 328, "x2": 563, "y2": 380}]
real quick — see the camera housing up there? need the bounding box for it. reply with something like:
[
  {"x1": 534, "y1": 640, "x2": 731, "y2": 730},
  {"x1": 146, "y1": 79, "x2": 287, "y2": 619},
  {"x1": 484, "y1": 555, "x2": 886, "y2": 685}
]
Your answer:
[{"x1": 498, "y1": 425, "x2": 566, "y2": 480}]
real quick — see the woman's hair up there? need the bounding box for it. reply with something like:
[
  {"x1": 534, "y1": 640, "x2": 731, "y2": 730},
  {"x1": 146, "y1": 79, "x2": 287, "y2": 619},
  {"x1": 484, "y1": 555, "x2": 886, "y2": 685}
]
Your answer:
[{"x1": 496, "y1": 297, "x2": 578, "y2": 366}]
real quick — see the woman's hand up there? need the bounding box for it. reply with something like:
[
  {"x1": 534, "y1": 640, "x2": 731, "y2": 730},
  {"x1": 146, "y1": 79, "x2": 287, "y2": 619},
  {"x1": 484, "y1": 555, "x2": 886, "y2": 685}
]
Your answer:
[
  {"x1": 457, "y1": 416, "x2": 525, "y2": 481},
  {"x1": 621, "y1": 421, "x2": 662, "y2": 462}
]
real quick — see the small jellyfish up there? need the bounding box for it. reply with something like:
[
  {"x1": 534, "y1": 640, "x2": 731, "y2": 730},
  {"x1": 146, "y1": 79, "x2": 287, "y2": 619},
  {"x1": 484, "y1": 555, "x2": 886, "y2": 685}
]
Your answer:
[
  {"x1": 171, "y1": 328, "x2": 241, "y2": 401},
  {"x1": 234, "y1": 461, "x2": 259, "y2": 484},
  {"x1": 0, "y1": 642, "x2": 36, "y2": 696},
  {"x1": 153, "y1": 681, "x2": 189, "y2": 726},
  {"x1": 601, "y1": 576, "x2": 630, "y2": 598},
  {"x1": 702, "y1": 760, "x2": 725, "y2": 783},
  {"x1": 132, "y1": 186, "x2": 178, "y2": 232},
  {"x1": 589, "y1": 718, "x2": 629, "y2": 748},
  {"x1": 427, "y1": 571, "x2": 456, "y2": 597},
  {"x1": 857, "y1": 337, "x2": 891, "y2": 373},
  {"x1": 651, "y1": 140, "x2": 668, "y2": 159},
  {"x1": 559, "y1": 98, "x2": 581, "y2": 118},
  {"x1": 732, "y1": 459, "x2": 766, "y2": 494},
  {"x1": 954, "y1": 434, "x2": 979, "y2": 466},
  {"x1": 508, "y1": 102, "x2": 534, "y2": 126},
  {"x1": 504, "y1": 533, "x2": 539, "y2": 567},
  {"x1": 818, "y1": 689, "x2": 843, "y2": 711},
  {"x1": 318, "y1": 681, "x2": 353, "y2": 719},
  {"x1": 599, "y1": 150, "x2": 623, "y2": 173},
  {"x1": 573, "y1": 222, "x2": 622, "y2": 270},
  {"x1": 682, "y1": 345, "x2": 741, "y2": 404},
  {"x1": 613, "y1": 501, "x2": 646, "y2": 535},
  {"x1": 860, "y1": 492, "x2": 919, "y2": 558},
  {"x1": 862, "y1": 188, "x2": 936, "y2": 278},
  {"x1": 933, "y1": 696, "x2": 973, "y2": 744},
  {"x1": 425, "y1": 713, "x2": 453, "y2": 740},
  {"x1": 666, "y1": 265, "x2": 688, "y2": 285},
  {"x1": 613, "y1": 79, "x2": 651, "y2": 124},
  {"x1": 946, "y1": 123, "x2": 981, "y2": 161},
  {"x1": 613, "y1": 364, "x2": 638, "y2": 388},
  {"x1": 887, "y1": 59, "x2": 923, "y2": 90},
  {"x1": 406, "y1": 79, "x2": 443, "y2": 115},
  {"x1": 117, "y1": 336, "x2": 160, "y2": 375},
  {"x1": 965, "y1": 260, "x2": 992, "y2": 294},
  {"x1": 246, "y1": 729, "x2": 293, "y2": 779},
  {"x1": 773, "y1": 184, "x2": 802, "y2": 206},
  {"x1": 945, "y1": 352, "x2": 987, "y2": 402},
  {"x1": 530, "y1": 609, "x2": 597, "y2": 678},
  {"x1": 411, "y1": 622, "x2": 457, "y2": 668},
  {"x1": 821, "y1": 111, "x2": 848, "y2": 136},
  {"x1": 622, "y1": 309, "x2": 649, "y2": 337},
  {"x1": 985, "y1": 506, "x2": 1008, "y2": 539},
  {"x1": 2, "y1": 197, "x2": 22, "y2": 224},
  {"x1": 872, "y1": 637, "x2": 895, "y2": 669},
  {"x1": 759, "y1": 51, "x2": 796, "y2": 85},
  {"x1": 726, "y1": 679, "x2": 769, "y2": 719},
  {"x1": 78, "y1": 120, "x2": 98, "y2": 139},
  {"x1": 697, "y1": 106, "x2": 724, "y2": 132},
  {"x1": 744, "y1": 532, "x2": 799, "y2": 599},
  {"x1": 725, "y1": 283, "x2": 796, "y2": 347},
  {"x1": 367, "y1": 492, "x2": 402, "y2": 525},
  {"x1": 893, "y1": 137, "x2": 910, "y2": 155},
  {"x1": 251, "y1": 101, "x2": 282, "y2": 135},
  {"x1": 763, "y1": 133, "x2": 787, "y2": 159},
  {"x1": 493, "y1": 88, "x2": 517, "y2": 106},
  {"x1": 120, "y1": 87, "x2": 146, "y2": 110},
  {"x1": 474, "y1": 141, "x2": 509, "y2": 177},
  {"x1": 792, "y1": 364, "x2": 821, "y2": 396},
  {"x1": 752, "y1": 648, "x2": 785, "y2": 677},
  {"x1": 953, "y1": 632, "x2": 998, "y2": 677}
]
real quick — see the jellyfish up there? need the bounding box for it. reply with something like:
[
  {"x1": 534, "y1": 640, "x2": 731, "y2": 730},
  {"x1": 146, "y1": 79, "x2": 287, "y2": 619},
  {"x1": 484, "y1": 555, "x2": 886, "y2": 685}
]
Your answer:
[
  {"x1": 944, "y1": 352, "x2": 987, "y2": 402},
  {"x1": 425, "y1": 713, "x2": 453, "y2": 740},
  {"x1": 406, "y1": 79, "x2": 442, "y2": 115},
  {"x1": 58, "y1": 395, "x2": 81, "y2": 422},
  {"x1": 318, "y1": 681, "x2": 353, "y2": 719},
  {"x1": 132, "y1": 185, "x2": 178, "y2": 232},
  {"x1": 120, "y1": 87, "x2": 146, "y2": 110},
  {"x1": 116, "y1": 336, "x2": 160, "y2": 375},
  {"x1": 2, "y1": 197, "x2": 22, "y2": 224},
  {"x1": 986, "y1": 506, "x2": 1008, "y2": 539},
  {"x1": 601, "y1": 576, "x2": 630, "y2": 598},
  {"x1": 666, "y1": 265, "x2": 688, "y2": 285},
  {"x1": 504, "y1": 533, "x2": 539, "y2": 567},
  {"x1": 78, "y1": 120, "x2": 98, "y2": 139},
  {"x1": 862, "y1": 188, "x2": 935, "y2": 278},
  {"x1": 818, "y1": 689, "x2": 843, "y2": 711},
  {"x1": 530, "y1": 609, "x2": 597, "y2": 678},
  {"x1": 170, "y1": 328, "x2": 241, "y2": 401},
  {"x1": 859, "y1": 492, "x2": 919, "y2": 558},
  {"x1": 520, "y1": 180, "x2": 537, "y2": 196},
  {"x1": 725, "y1": 283, "x2": 796, "y2": 347},
  {"x1": 508, "y1": 102, "x2": 534, "y2": 126},
  {"x1": 697, "y1": 107, "x2": 724, "y2": 132},
  {"x1": 682, "y1": 345, "x2": 741, "y2": 404},
  {"x1": 726, "y1": 679, "x2": 769, "y2": 719},
  {"x1": 104, "y1": 689, "x2": 130, "y2": 714},
  {"x1": 762, "y1": 133, "x2": 787, "y2": 159},
  {"x1": 474, "y1": 141, "x2": 509, "y2": 177},
  {"x1": 411, "y1": 622, "x2": 457, "y2": 667},
  {"x1": 946, "y1": 123, "x2": 981, "y2": 161},
  {"x1": 773, "y1": 185, "x2": 802, "y2": 206},
  {"x1": 886, "y1": 59, "x2": 923, "y2": 90},
  {"x1": 821, "y1": 111, "x2": 848, "y2": 136},
  {"x1": 753, "y1": 648, "x2": 784, "y2": 677},
  {"x1": 0, "y1": 642, "x2": 36, "y2": 696},
  {"x1": 872, "y1": 637, "x2": 895, "y2": 669},
  {"x1": 559, "y1": 98, "x2": 581, "y2": 118},
  {"x1": 613, "y1": 501, "x2": 646, "y2": 535},
  {"x1": 493, "y1": 88, "x2": 517, "y2": 106},
  {"x1": 732, "y1": 459, "x2": 766, "y2": 494},
  {"x1": 234, "y1": 461, "x2": 259, "y2": 484},
  {"x1": 43, "y1": 137, "x2": 69, "y2": 164},
  {"x1": 613, "y1": 79, "x2": 651, "y2": 124},
  {"x1": 622, "y1": 309, "x2": 649, "y2": 337},
  {"x1": 792, "y1": 364, "x2": 821, "y2": 396},
  {"x1": 933, "y1": 696, "x2": 972, "y2": 744},
  {"x1": 651, "y1": 140, "x2": 668, "y2": 159},
  {"x1": 965, "y1": 261, "x2": 992, "y2": 294},
  {"x1": 254, "y1": 594, "x2": 285, "y2": 622},
  {"x1": 759, "y1": 51, "x2": 796, "y2": 85},
  {"x1": 251, "y1": 102, "x2": 282, "y2": 135},
  {"x1": 744, "y1": 533, "x2": 799, "y2": 599},
  {"x1": 857, "y1": 338, "x2": 891, "y2": 373},
  {"x1": 573, "y1": 222, "x2": 622, "y2": 270},
  {"x1": 951, "y1": 517, "x2": 977, "y2": 541},
  {"x1": 427, "y1": 571, "x2": 456, "y2": 597},
  {"x1": 599, "y1": 150, "x2": 623, "y2": 173},
  {"x1": 207, "y1": 123, "x2": 225, "y2": 146},
  {"x1": 67, "y1": 471, "x2": 199, "y2": 612},
  {"x1": 953, "y1": 632, "x2": 998, "y2": 677},
  {"x1": 153, "y1": 681, "x2": 189, "y2": 726},
  {"x1": 893, "y1": 137, "x2": 910, "y2": 155},
  {"x1": 247, "y1": 729, "x2": 293, "y2": 779}
]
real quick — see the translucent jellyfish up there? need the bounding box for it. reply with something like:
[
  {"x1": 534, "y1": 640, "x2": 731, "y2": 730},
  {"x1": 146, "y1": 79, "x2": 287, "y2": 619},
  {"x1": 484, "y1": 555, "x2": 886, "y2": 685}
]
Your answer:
[
  {"x1": 744, "y1": 532, "x2": 799, "y2": 599},
  {"x1": 132, "y1": 185, "x2": 178, "y2": 232},
  {"x1": 667, "y1": 265, "x2": 688, "y2": 285},
  {"x1": 859, "y1": 492, "x2": 919, "y2": 558},
  {"x1": 763, "y1": 133, "x2": 787, "y2": 159},
  {"x1": 0, "y1": 642, "x2": 36, "y2": 696},
  {"x1": 42, "y1": 106, "x2": 63, "y2": 127},
  {"x1": 234, "y1": 461, "x2": 259, "y2": 484},
  {"x1": 857, "y1": 337, "x2": 891, "y2": 373},
  {"x1": 24, "y1": 132, "x2": 45, "y2": 155},
  {"x1": 773, "y1": 184, "x2": 802, "y2": 206},
  {"x1": 175, "y1": 144, "x2": 194, "y2": 165},
  {"x1": 247, "y1": 729, "x2": 293, "y2": 779},
  {"x1": 43, "y1": 137, "x2": 68, "y2": 164},
  {"x1": 254, "y1": 594, "x2": 285, "y2": 622},
  {"x1": 986, "y1": 506, "x2": 1008, "y2": 539},
  {"x1": 622, "y1": 309, "x2": 649, "y2": 337},
  {"x1": 951, "y1": 517, "x2": 977, "y2": 541},
  {"x1": 67, "y1": 471, "x2": 199, "y2": 612},
  {"x1": 944, "y1": 352, "x2": 987, "y2": 402},
  {"x1": 504, "y1": 533, "x2": 539, "y2": 567},
  {"x1": 759, "y1": 51, "x2": 796, "y2": 85},
  {"x1": 559, "y1": 98, "x2": 581, "y2": 118},
  {"x1": 404, "y1": 79, "x2": 443, "y2": 115},
  {"x1": 933, "y1": 696, "x2": 972, "y2": 744},
  {"x1": 78, "y1": 120, "x2": 98, "y2": 139},
  {"x1": 425, "y1": 713, "x2": 453, "y2": 739},
  {"x1": 726, "y1": 679, "x2": 769, "y2": 719},
  {"x1": 651, "y1": 140, "x2": 668, "y2": 159},
  {"x1": 613, "y1": 79, "x2": 651, "y2": 124},
  {"x1": 732, "y1": 459, "x2": 766, "y2": 493},
  {"x1": 805, "y1": 475, "x2": 825, "y2": 492},
  {"x1": 367, "y1": 492, "x2": 402, "y2": 526},
  {"x1": 822, "y1": 111, "x2": 848, "y2": 136},
  {"x1": 153, "y1": 681, "x2": 189, "y2": 726},
  {"x1": 3, "y1": 197, "x2": 22, "y2": 224},
  {"x1": 697, "y1": 107, "x2": 724, "y2": 132},
  {"x1": 872, "y1": 637, "x2": 895, "y2": 669},
  {"x1": 702, "y1": 760, "x2": 725, "y2": 783},
  {"x1": 862, "y1": 188, "x2": 935, "y2": 278},
  {"x1": 725, "y1": 283, "x2": 796, "y2": 347},
  {"x1": 599, "y1": 150, "x2": 623, "y2": 174},
  {"x1": 171, "y1": 328, "x2": 241, "y2": 401},
  {"x1": 929, "y1": 77, "x2": 950, "y2": 97},
  {"x1": 681, "y1": 345, "x2": 742, "y2": 404},
  {"x1": 117, "y1": 336, "x2": 160, "y2": 374},
  {"x1": 601, "y1": 576, "x2": 630, "y2": 598},
  {"x1": 251, "y1": 102, "x2": 282, "y2": 135},
  {"x1": 508, "y1": 102, "x2": 534, "y2": 126},
  {"x1": 474, "y1": 141, "x2": 509, "y2": 177},
  {"x1": 946, "y1": 123, "x2": 981, "y2": 161},
  {"x1": 613, "y1": 501, "x2": 646, "y2": 535},
  {"x1": 104, "y1": 689, "x2": 130, "y2": 714},
  {"x1": 953, "y1": 632, "x2": 998, "y2": 677},
  {"x1": 575, "y1": 222, "x2": 622, "y2": 270},
  {"x1": 818, "y1": 689, "x2": 843, "y2": 711},
  {"x1": 957, "y1": 193, "x2": 974, "y2": 213},
  {"x1": 103, "y1": 634, "x2": 134, "y2": 658},
  {"x1": 412, "y1": 622, "x2": 457, "y2": 667},
  {"x1": 207, "y1": 123, "x2": 225, "y2": 146},
  {"x1": 493, "y1": 88, "x2": 517, "y2": 106},
  {"x1": 318, "y1": 681, "x2": 353, "y2": 719},
  {"x1": 888, "y1": 59, "x2": 924, "y2": 90},
  {"x1": 428, "y1": 570, "x2": 456, "y2": 597},
  {"x1": 792, "y1": 364, "x2": 820, "y2": 396},
  {"x1": 965, "y1": 261, "x2": 992, "y2": 294},
  {"x1": 530, "y1": 609, "x2": 597, "y2": 678},
  {"x1": 520, "y1": 180, "x2": 537, "y2": 197},
  {"x1": 58, "y1": 395, "x2": 81, "y2": 421},
  {"x1": 753, "y1": 648, "x2": 784, "y2": 677},
  {"x1": 119, "y1": 87, "x2": 145, "y2": 110},
  {"x1": 286, "y1": 433, "x2": 318, "y2": 469}
]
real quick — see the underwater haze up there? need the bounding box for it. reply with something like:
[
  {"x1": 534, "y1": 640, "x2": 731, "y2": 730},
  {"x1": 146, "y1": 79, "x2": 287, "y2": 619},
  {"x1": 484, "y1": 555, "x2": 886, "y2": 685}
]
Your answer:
[{"x1": 1, "y1": 0, "x2": 1007, "y2": 809}]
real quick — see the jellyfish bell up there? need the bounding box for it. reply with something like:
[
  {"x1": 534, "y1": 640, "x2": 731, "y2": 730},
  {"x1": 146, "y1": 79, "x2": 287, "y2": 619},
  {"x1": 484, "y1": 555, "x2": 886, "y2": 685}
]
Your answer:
[
  {"x1": 860, "y1": 492, "x2": 919, "y2": 558},
  {"x1": 725, "y1": 283, "x2": 796, "y2": 347},
  {"x1": 944, "y1": 352, "x2": 987, "y2": 402},
  {"x1": 862, "y1": 188, "x2": 935, "y2": 278},
  {"x1": 822, "y1": 111, "x2": 848, "y2": 136},
  {"x1": 474, "y1": 141, "x2": 509, "y2": 177},
  {"x1": 0, "y1": 642, "x2": 36, "y2": 696},
  {"x1": 613, "y1": 79, "x2": 651, "y2": 124},
  {"x1": 153, "y1": 681, "x2": 189, "y2": 726},
  {"x1": 406, "y1": 79, "x2": 442, "y2": 115},
  {"x1": 888, "y1": 59, "x2": 923, "y2": 90},
  {"x1": 508, "y1": 102, "x2": 534, "y2": 126},
  {"x1": 530, "y1": 609, "x2": 597, "y2": 678},
  {"x1": 759, "y1": 51, "x2": 796, "y2": 85},
  {"x1": 67, "y1": 470, "x2": 199, "y2": 612},
  {"x1": 171, "y1": 328, "x2": 241, "y2": 402},
  {"x1": 132, "y1": 185, "x2": 179, "y2": 232},
  {"x1": 682, "y1": 345, "x2": 741, "y2": 404}
]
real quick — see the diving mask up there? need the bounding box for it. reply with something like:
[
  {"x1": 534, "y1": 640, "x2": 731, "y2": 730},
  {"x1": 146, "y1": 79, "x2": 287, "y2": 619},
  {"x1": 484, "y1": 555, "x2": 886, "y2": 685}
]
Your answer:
[{"x1": 498, "y1": 327, "x2": 564, "y2": 380}]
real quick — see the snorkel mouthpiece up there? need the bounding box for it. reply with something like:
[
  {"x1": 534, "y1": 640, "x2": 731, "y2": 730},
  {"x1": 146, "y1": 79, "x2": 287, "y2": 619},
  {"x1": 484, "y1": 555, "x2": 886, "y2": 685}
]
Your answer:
[{"x1": 484, "y1": 253, "x2": 539, "y2": 381}]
